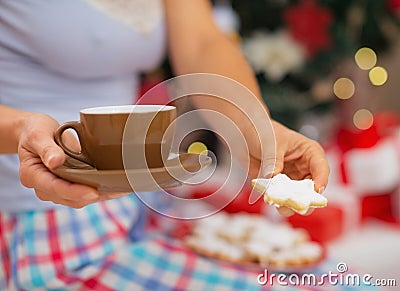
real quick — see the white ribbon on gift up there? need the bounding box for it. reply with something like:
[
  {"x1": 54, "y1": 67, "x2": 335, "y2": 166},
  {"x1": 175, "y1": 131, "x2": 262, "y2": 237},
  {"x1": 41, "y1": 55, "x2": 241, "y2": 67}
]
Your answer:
[
  {"x1": 323, "y1": 184, "x2": 362, "y2": 234},
  {"x1": 345, "y1": 138, "x2": 400, "y2": 195}
]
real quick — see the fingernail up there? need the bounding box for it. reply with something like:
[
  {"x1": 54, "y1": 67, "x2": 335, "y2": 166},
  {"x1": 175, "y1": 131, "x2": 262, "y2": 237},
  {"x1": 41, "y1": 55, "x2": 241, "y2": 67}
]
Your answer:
[
  {"x1": 46, "y1": 155, "x2": 56, "y2": 167},
  {"x1": 318, "y1": 186, "x2": 325, "y2": 194},
  {"x1": 83, "y1": 192, "x2": 99, "y2": 200}
]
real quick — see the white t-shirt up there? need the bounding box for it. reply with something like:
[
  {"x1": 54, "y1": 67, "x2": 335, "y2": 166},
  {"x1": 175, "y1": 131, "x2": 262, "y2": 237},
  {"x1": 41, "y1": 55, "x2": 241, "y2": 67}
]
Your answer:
[{"x1": 0, "y1": 0, "x2": 166, "y2": 211}]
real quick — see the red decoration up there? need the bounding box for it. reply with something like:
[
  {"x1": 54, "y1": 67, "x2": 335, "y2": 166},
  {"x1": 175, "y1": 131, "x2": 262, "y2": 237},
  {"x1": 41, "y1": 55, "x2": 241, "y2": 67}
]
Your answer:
[
  {"x1": 137, "y1": 75, "x2": 170, "y2": 105},
  {"x1": 336, "y1": 124, "x2": 380, "y2": 154},
  {"x1": 388, "y1": 0, "x2": 400, "y2": 12},
  {"x1": 287, "y1": 206, "x2": 344, "y2": 244},
  {"x1": 327, "y1": 111, "x2": 400, "y2": 224},
  {"x1": 374, "y1": 110, "x2": 400, "y2": 136},
  {"x1": 362, "y1": 194, "x2": 397, "y2": 222},
  {"x1": 189, "y1": 184, "x2": 264, "y2": 214},
  {"x1": 284, "y1": 0, "x2": 333, "y2": 58}
]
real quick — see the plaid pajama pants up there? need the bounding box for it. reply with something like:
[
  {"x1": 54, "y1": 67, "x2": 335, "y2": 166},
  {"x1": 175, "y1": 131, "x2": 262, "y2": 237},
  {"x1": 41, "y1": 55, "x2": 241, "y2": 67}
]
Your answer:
[
  {"x1": 0, "y1": 195, "x2": 379, "y2": 291},
  {"x1": 0, "y1": 195, "x2": 262, "y2": 291}
]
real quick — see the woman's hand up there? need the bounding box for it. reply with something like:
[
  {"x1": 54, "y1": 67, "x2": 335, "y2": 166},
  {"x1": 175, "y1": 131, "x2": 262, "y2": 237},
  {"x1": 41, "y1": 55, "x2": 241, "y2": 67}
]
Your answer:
[
  {"x1": 17, "y1": 113, "x2": 126, "y2": 208},
  {"x1": 267, "y1": 120, "x2": 330, "y2": 216},
  {"x1": 164, "y1": 0, "x2": 329, "y2": 216},
  {"x1": 271, "y1": 120, "x2": 329, "y2": 189}
]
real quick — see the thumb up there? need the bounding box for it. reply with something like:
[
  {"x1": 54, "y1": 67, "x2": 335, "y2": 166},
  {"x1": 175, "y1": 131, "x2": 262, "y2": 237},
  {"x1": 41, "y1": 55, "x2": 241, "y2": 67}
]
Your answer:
[
  {"x1": 42, "y1": 144, "x2": 66, "y2": 169},
  {"x1": 262, "y1": 150, "x2": 284, "y2": 178},
  {"x1": 272, "y1": 151, "x2": 284, "y2": 176},
  {"x1": 261, "y1": 155, "x2": 276, "y2": 178},
  {"x1": 30, "y1": 131, "x2": 66, "y2": 169}
]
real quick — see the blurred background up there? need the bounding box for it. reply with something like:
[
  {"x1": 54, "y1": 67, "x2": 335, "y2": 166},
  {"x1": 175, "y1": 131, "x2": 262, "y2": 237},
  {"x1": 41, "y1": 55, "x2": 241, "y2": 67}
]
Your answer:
[{"x1": 139, "y1": 0, "x2": 400, "y2": 287}]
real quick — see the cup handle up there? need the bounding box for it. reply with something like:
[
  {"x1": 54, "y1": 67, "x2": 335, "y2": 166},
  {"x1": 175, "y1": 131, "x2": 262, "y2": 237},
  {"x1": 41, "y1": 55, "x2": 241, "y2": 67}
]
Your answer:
[{"x1": 54, "y1": 121, "x2": 93, "y2": 166}]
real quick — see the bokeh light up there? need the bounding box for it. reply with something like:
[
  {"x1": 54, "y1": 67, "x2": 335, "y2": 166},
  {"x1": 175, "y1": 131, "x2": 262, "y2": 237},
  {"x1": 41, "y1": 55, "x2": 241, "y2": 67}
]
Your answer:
[
  {"x1": 353, "y1": 109, "x2": 374, "y2": 130},
  {"x1": 187, "y1": 141, "x2": 208, "y2": 155},
  {"x1": 355, "y1": 47, "x2": 377, "y2": 70},
  {"x1": 369, "y1": 66, "x2": 388, "y2": 86},
  {"x1": 333, "y1": 77, "x2": 355, "y2": 99}
]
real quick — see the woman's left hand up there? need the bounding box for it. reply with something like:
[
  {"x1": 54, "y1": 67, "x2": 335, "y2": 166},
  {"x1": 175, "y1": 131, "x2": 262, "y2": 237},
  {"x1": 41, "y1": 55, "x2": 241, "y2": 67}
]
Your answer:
[
  {"x1": 271, "y1": 120, "x2": 329, "y2": 191},
  {"x1": 270, "y1": 120, "x2": 330, "y2": 216}
]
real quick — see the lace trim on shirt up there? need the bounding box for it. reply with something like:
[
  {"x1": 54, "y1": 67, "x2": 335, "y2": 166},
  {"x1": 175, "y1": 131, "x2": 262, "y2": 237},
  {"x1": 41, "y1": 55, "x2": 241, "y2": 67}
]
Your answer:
[{"x1": 85, "y1": 0, "x2": 163, "y2": 34}]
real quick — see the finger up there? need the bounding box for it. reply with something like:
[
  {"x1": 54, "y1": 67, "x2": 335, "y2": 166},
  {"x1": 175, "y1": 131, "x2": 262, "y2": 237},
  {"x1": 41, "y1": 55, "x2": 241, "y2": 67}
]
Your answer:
[
  {"x1": 26, "y1": 130, "x2": 66, "y2": 169},
  {"x1": 272, "y1": 148, "x2": 285, "y2": 177},
  {"x1": 248, "y1": 157, "x2": 262, "y2": 179},
  {"x1": 99, "y1": 192, "x2": 131, "y2": 200},
  {"x1": 261, "y1": 149, "x2": 284, "y2": 178},
  {"x1": 57, "y1": 198, "x2": 95, "y2": 209},
  {"x1": 260, "y1": 154, "x2": 276, "y2": 178},
  {"x1": 62, "y1": 131, "x2": 81, "y2": 152},
  {"x1": 277, "y1": 206, "x2": 295, "y2": 217},
  {"x1": 21, "y1": 162, "x2": 100, "y2": 203},
  {"x1": 282, "y1": 164, "x2": 311, "y2": 180},
  {"x1": 309, "y1": 154, "x2": 330, "y2": 193},
  {"x1": 45, "y1": 171, "x2": 100, "y2": 201},
  {"x1": 35, "y1": 189, "x2": 95, "y2": 208},
  {"x1": 267, "y1": 121, "x2": 289, "y2": 177}
]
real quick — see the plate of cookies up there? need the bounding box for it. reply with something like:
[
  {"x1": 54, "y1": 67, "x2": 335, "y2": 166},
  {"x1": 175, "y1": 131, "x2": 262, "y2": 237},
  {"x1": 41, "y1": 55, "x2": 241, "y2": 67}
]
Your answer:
[{"x1": 182, "y1": 211, "x2": 326, "y2": 273}]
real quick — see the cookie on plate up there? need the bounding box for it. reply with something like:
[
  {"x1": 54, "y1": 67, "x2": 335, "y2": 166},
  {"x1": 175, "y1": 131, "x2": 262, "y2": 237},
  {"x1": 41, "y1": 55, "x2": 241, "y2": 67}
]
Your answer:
[{"x1": 184, "y1": 211, "x2": 325, "y2": 268}]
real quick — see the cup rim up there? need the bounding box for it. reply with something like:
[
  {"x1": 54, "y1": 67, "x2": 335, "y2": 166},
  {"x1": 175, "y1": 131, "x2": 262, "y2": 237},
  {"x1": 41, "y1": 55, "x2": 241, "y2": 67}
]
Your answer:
[{"x1": 80, "y1": 104, "x2": 176, "y2": 114}]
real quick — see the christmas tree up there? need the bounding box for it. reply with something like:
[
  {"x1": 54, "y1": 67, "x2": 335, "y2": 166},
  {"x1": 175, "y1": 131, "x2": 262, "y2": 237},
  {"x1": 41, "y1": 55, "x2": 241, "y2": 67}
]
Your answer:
[{"x1": 231, "y1": 0, "x2": 400, "y2": 132}]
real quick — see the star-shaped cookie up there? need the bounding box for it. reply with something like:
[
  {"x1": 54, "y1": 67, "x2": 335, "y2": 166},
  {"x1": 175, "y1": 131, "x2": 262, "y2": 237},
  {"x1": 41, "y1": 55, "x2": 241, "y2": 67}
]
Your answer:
[{"x1": 252, "y1": 174, "x2": 328, "y2": 214}]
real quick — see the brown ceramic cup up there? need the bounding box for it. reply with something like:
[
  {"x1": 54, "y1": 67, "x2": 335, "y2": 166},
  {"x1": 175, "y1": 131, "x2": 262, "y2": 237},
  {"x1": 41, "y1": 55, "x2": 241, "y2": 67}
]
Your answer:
[{"x1": 54, "y1": 105, "x2": 176, "y2": 170}]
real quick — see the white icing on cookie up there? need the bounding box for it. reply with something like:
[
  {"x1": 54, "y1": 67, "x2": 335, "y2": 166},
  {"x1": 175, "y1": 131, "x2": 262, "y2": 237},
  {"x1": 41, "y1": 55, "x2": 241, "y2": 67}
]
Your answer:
[
  {"x1": 294, "y1": 241, "x2": 322, "y2": 260},
  {"x1": 196, "y1": 212, "x2": 229, "y2": 230},
  {"x1": 186, "y1": 234, "x2": 245, "y2": 261},
  {"x1": 244, "y1": 240, "x2": 273, "y2": 263},
  {"x1": 250, "y1": 224, "x2": 304, "y2": 250},
  {"x1": 252, "y1": 174, "x2": 328, "y2": 214},
  {"x1": 269, "y1": 241, "x2": 323, "y2": 266}
]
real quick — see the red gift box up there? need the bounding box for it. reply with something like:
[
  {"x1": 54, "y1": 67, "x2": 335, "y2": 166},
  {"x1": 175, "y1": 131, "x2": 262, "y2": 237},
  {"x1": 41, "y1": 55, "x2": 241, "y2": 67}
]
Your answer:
[
  {"x1": 362, "y1": 193, "x2": 397, "y2": 222},
  {"x1": 286, "y1": 184, "x2": 363, "y2": 244},
  {"x1": 190, "y1": 183, "x2": 265, "y2": 214},
  {"x1": 287, "y1": 205, "x2": 343, "y2": 245},
  {"x1": 326, "y1": 115, "x2": 400, "y2": 223}
]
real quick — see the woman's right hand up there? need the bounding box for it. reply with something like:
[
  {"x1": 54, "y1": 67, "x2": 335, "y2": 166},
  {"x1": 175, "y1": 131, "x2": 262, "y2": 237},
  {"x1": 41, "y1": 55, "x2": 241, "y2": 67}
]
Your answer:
[{"x1": 17, "y1": 113, "x2": 126, "y2": 208}]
